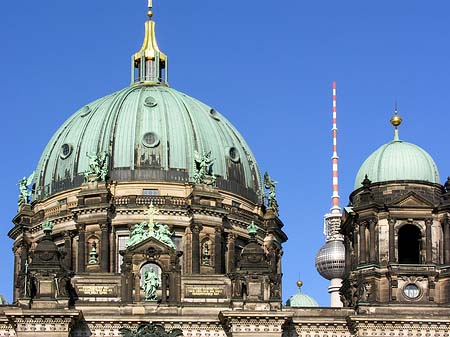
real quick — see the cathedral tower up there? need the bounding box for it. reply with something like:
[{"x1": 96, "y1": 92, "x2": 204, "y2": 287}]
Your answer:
[{"x1": 340, "y1": 109, "x2": 450, "y2": 307}]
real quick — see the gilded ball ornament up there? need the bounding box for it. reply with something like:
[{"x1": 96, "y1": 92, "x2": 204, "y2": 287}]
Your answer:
[
  {"x1": 390, "y1": 114, "x2": 402, "y2": 127},
  {"x1": 296, "y1": 280, "x2": 303, "y2": 287}
]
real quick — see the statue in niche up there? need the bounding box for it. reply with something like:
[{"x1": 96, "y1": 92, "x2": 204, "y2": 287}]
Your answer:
[
  {"x1": 84, "y1": 151, "x2": 109, "y2": 182},
  {"x1": 142, "y1": 267, "x2": 160, "y2": 301},
  {"x1": 192, "y1": 150, "x2": 216, "y2": 186},
  {"x1": 264, "y1": 171, "x2": 278, "y2": 212},
  {"x1": 18, "y1": 172, "x2": 35, "y2": 207},
  {"x1": 201, "y1": 241, "x2": 211, "y2": 266}
]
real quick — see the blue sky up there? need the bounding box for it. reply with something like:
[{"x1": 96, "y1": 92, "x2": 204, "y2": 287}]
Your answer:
[{"x1": 0, "y1": 1, "x2": 449, "y2": 305}]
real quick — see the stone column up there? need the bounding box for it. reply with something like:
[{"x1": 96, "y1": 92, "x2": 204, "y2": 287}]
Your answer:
[
  {"x1": 214, "y1": 227, "x2": 223, "y2": 274},
  {"x1": 100, "y1": 223, "x2": 110, "y2": 272},
  {"x1": 190, "y1": 224, "x2": 202, "y2": 274},
  {"x1": 389, "y1": 219, "x2": 395, "y2": 263},
  {"x1": 77, "y1": 225, "x2": 86, "y2": 273},
  {"x1": 444, "y1": 217, "x2": 450, "y2": 265},
  {"x1": 426, "y1": 218, "x2": 433, "y2": 264},
  {"x1": 63, "y1": 231, "x2": 73, "y2": 270},
  {"x1": 161, "y1": 273, "x2": 168, "y2": 304},
  {"x1": 226, "y1": 233, "x2": 236, "y2": 273},
  {"x1": 359, "y1": 222, "x2": 367, "y2": 265},
  {"x1": 369, "y1": 219, "x2": 376, "y2": 263},
  {"x1": 13, "y1": 246, "x2": 20, "y2": 301}
]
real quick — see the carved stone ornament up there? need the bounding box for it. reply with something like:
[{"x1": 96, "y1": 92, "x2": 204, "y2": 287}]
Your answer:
[{"x1": 120, "y1": 323, "x2": 183, "y2": 337}]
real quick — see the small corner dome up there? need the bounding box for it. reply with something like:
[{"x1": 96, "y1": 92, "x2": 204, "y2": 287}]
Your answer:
[
  {"x1": 33, "y1": 85, "x2": 262, "y2": 202},
  {"x1": 354, "y1": 140, "x2": 440, "y2": 190},
  {"x1": 286, "y1": 282, "x2": 319, "y2": 308}
]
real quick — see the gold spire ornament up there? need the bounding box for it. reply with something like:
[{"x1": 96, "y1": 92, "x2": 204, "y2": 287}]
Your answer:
[
  {"x1": 147, "y1": 0, "x2": 153, "y2": 18},
  {"x1": 390, "y1": 105, "x2": 402, "y2": 141},
  {"x1": 131, "y1": 0, "x2": 168, "y2": 85}
]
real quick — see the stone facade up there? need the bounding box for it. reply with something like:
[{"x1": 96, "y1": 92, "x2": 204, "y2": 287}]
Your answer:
[{"x1": 3, "y1": 173, "x2": 450, "y2": 336}]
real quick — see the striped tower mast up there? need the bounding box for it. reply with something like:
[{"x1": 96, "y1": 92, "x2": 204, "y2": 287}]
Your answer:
[
  {"x1": 330, "y1": 81, "x2": 341, "y2": 217},
  {"x1": 315, "y1": 82, "x2": 345, "y2": 307}
]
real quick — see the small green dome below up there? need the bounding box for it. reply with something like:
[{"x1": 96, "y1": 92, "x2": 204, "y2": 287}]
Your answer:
[
  {"x1": 286, "y1": 283, "x2": 319, "y2": 307},
  {"x1": 0, "y1": 294, "x2": 7, "y2": 305},
  {"x1": 354, "y1": 140, "x2": 440, "y2": 190}
]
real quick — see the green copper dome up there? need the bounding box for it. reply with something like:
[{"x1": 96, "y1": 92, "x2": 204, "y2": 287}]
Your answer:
[
  {"x1": 34, "y1": 85, "x2": 262, "y2": 202},
  {"x1": 354, "y1": 139, "x2": 440, "y2": 190},
  {"x1": 286, "y1": 284, "x2": 319, "y2": 307}
]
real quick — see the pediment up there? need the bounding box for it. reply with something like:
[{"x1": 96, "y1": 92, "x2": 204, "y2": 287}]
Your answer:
[
  {"x1": 390, "y1": 191, "x2": 435, "y2": 208},
  {"x1": 125, "y1": 236, "x2": 175, "y2": 256}
]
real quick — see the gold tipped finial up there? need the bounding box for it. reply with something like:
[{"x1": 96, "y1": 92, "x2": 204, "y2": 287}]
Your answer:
[
  {"x1": 390, "y1": 104, "x2": 402, "y2": 141},
  {"x1": 131, "y1": 0, "x2": 168, "y2": 85},
  {"x1": 147, "y1": 0, "x2": 153, "y2": 18},
  {"x1": 296, "y1": 280, "x2": 303, "y2": 288}
]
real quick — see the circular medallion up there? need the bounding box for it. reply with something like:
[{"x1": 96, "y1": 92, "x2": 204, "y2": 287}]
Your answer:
[
  {"x1": 403, "y1": 283, "x2": 420, "y2": 299},
  {"x1": 142, "y1": 132, "x2": 160, "y2": 148}
]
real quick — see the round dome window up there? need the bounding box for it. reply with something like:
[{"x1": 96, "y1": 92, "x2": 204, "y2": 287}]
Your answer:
[
  {"x1": 144, "y1": 96, "x2": 158, "y2": 107},
  {"x1": 228, "y1": 147, "x2": 240, "y2": 163},
  {"x1": 80, "y1": 106, "x2": 91, "y2": 117},
  {"x1": 142, "y1": 132, "x2": 160, "y2": 148},
  {"x1": 403, "y1": 283, "x2": 420, "y2": 299},
  {"x1": 209, "y1": 108, "x2": 220, "y2": 121},
  {"x1": 60, "y1": 144, "x2": 73, "y2": 159}
]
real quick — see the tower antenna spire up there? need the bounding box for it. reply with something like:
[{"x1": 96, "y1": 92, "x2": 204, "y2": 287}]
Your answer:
[
  {"x1": 331, "y1": 81, "x2": 340, "y2": 214},
  {"x1": 315, "y1": 82, "x2": 346, "y2": 308}
]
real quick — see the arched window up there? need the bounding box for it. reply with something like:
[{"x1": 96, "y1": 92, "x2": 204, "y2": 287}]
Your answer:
[{"x1": 398, "y1": 225, "x2": 421, "y2": 264}]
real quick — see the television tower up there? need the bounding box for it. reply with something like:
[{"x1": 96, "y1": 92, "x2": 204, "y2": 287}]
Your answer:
[{"x1": 315, "y1": 82, "x2": 346, "y2": 307}]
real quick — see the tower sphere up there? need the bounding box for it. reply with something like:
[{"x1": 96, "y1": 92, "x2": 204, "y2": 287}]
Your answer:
[{"x1": 315, "y1": 240, "x2": 346, "y2": 280}]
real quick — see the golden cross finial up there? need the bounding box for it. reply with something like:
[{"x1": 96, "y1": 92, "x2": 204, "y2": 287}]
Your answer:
[
  {"x1": 144, "y1": 202, "x2": 160, "y2": 225},
  {"x1": 147, "y1": 0, "x2": 153, "y2": 18}
]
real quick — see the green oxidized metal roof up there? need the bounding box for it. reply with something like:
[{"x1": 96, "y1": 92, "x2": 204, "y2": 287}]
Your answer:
[
  {"x1": 354, "y1": 139, "x2": 440, "y2": 190},
  {"x1": 34, "y1": 85, "x2": 262, "y2": 202},
  {"x1": 286, "y1": 287, "x2": 319, "y2": 307}
]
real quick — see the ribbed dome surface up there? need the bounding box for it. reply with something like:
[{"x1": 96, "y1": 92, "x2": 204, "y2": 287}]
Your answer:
[
  {"x1": 34, "y1": 85, "x2": 262, "y2": 201},
  {"x1": 354, "y1": 140, "x2": 440, "y2": 190},
  {"x1": 286, "y1": 288, "x2": 319, "y2": 307}
]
